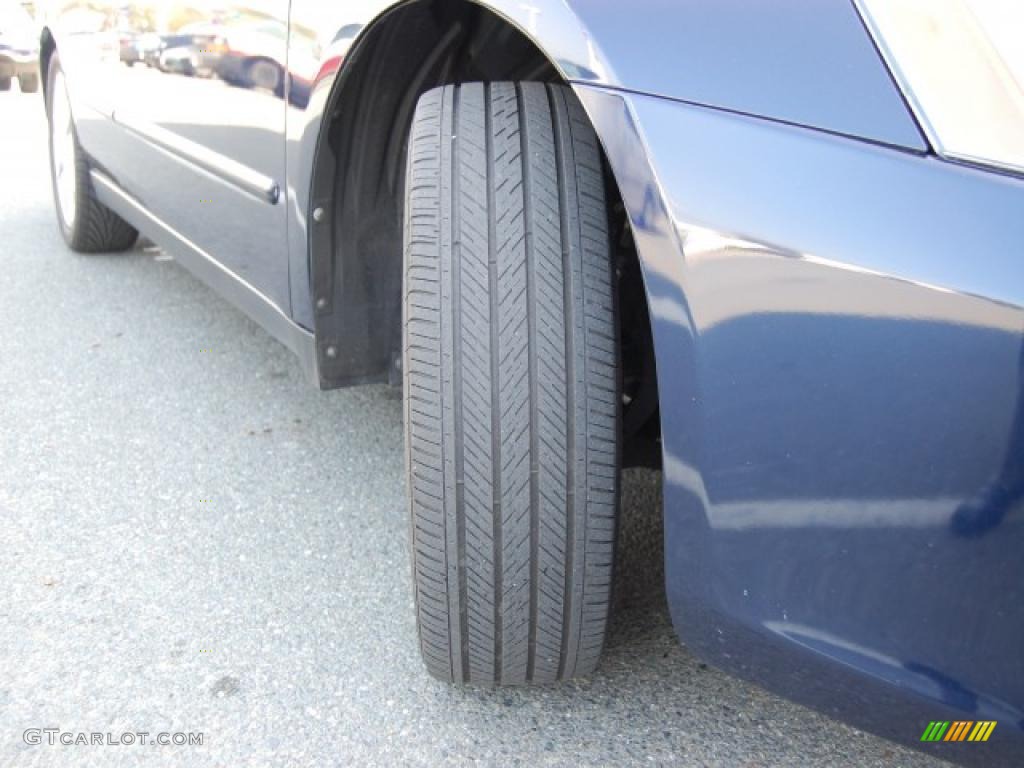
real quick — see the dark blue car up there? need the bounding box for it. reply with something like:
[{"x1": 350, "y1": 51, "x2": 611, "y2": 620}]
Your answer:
[{"x1": 41, "y1": 1, "x2": 1023, "y2": 764}]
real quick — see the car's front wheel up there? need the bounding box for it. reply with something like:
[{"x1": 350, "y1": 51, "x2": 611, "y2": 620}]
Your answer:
[
  {"x1": 403, "y1": 82, "x2": 619, "y2": 685},
  {"x1": 46, "y1": 53, "x2": 137, "y2": 253}
]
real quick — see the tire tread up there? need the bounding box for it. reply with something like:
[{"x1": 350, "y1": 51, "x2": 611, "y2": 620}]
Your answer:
[{"x1": 404, "y1": 82, "x2": 617, "y2": 685}]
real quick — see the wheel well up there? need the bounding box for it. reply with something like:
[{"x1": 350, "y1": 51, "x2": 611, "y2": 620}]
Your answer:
[
  {"x1": 312, "y1": 0, "x2": 660, "y2": 466},
  {"x1": 40, "y1": 27, "x2": 56, "y2": 100}
]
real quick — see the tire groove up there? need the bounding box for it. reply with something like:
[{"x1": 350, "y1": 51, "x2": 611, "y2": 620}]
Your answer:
[
  {"x1": 548, "y1": 84, "x2": 577, "y2": 680},
  {"x1": 450, "y1": 85, "x2": 470, "y2": 684},
  {"x1": 485, "y1": 83, "x2": 503, "y2": 684},
  {"x1": 516, "y1": 83, "x2": 540, "y2": 683}
]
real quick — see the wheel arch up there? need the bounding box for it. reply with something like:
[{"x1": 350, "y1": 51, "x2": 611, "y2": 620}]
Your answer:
[
  {"x1": 302, "y1": 0, "x2": 662, "y2": 462},
  {"x1": 306, "y1": 0, "x2": 557, "y2": 385},
  {"x1": 306, "y1": 1, "x2": 649, "y2": 405},
  {"x1": 39, "y1": 26, "x2": 56, "y2": 101}
]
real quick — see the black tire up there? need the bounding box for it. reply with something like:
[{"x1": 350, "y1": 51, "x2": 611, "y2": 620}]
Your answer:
[
  {"x1": 0, "y1": 77, "x2": 10, "y2": 91},
  {"x1": 403, "y1": 82, "x2": 619, "y2": 685},
  {"x1": 46, "y1": 53, "x2": 137, "y2": 253},
  {"x1": 19, "y1": 73, "x2": 39, "y2": 93}
]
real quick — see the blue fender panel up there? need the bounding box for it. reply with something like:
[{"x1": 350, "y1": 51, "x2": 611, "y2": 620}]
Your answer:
[
  {"x1": 575, "y1": 83, "x2": 1024, "y2": 764},
  {"x1": 287, "y1": 0, "x2": 926, "y2": 328},
  {"x1": 566, "y1": 0, "x2": 928, "y2": 149}
]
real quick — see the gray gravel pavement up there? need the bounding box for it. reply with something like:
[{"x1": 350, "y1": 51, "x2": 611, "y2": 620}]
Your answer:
[{"x1": 0, "y1": 88, "x2": 944, "y2": 767}]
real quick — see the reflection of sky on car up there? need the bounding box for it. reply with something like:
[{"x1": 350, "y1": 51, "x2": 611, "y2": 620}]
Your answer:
[
  {"x1": 0, "y1": 0, "x2": 36, "y2": 33},
  {"x1": 42, "y1": 1, "x2": 605, "y2": 102},
  {"x1": 280, "y1": 0, "x2": 382, "y2": 39},
  {"x1": 293, "y1": 0, "x2": 613, "y2": 83},
  {"x1": 118, "y1": 61, "x2": 278, "y2": 124}
]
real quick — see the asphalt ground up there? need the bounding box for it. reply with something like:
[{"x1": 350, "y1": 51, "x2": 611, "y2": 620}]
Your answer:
[{"x1": 0, "y1": 85, "x2": 947, "y2": 767}]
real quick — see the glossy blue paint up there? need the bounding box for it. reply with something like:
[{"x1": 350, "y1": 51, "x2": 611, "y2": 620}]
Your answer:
[
  {"x1": 285, "y1": 0, "x2": 926, "y2": 328},
  {"x1": 570, "y1": 0, "x2": 926, "y2": 149},
  {"x1": 50, "y1": 0, "x2": 927, "y2": 331},
  {"x1": 576, "y1": 83, "x2": 1024, "y2": 765}
]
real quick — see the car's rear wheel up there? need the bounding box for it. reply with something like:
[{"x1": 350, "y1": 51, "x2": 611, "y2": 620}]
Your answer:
[
  {"x1": 18, "y1": 73, "x2": 39, "y2": 93},
  {"x1": 46, "y1": 53, "x2": 138, "y2": 253},
  {"x1": 403, "y1": 82, "x2": 619, "y2": 685}
]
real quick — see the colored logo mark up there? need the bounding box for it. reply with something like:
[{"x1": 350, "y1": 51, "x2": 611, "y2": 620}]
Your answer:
[{"x1": 921, "y1": 721, "x2": 996, "y2": 742}]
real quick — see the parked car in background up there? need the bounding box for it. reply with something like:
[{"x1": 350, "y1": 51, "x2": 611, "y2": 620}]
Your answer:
[
  {"x1": 212, "y1": 19, "x2": 288, "y2": 96},
  {"x1": 0, "y1": 0, "x2": 37, "y2": 92},
  {"x1": 37, "y1": 1, "x2": 1024, "y2": 765},
  {"x1": 118, "y1": 32, "x2": 142, "y2": 66},
  {"x1": 137, "y1": 32, "x2": 163, "y2": 68},
  {"x1": 157, "y1": 43, "x2": 197, "y2": 76},
  {"x1": 155, "y1": 29, "x2": 221, "y2": 77}
]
